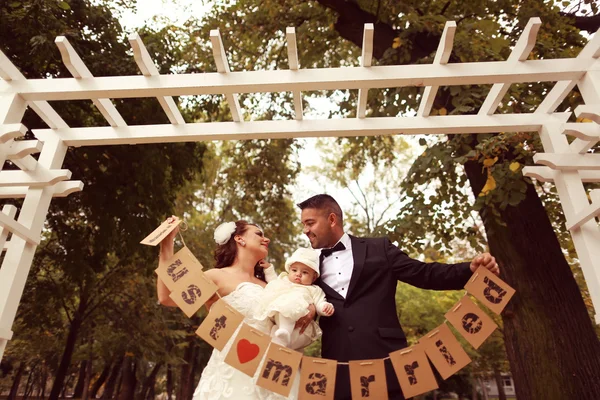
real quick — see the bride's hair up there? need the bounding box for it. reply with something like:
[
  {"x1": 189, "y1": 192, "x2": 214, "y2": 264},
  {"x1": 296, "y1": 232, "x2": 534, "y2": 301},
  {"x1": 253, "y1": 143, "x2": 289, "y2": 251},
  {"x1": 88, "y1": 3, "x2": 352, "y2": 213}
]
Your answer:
[{"x1": 213, "y1": 220, "x2": 266, "y2": 282}]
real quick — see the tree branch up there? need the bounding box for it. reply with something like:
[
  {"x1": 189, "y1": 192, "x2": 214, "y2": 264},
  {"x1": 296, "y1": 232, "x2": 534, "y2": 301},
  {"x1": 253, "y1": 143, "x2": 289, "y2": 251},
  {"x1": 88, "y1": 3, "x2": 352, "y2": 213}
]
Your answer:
[{"x1": 559, "y1": 12, "x2": 600, "y2": 33}]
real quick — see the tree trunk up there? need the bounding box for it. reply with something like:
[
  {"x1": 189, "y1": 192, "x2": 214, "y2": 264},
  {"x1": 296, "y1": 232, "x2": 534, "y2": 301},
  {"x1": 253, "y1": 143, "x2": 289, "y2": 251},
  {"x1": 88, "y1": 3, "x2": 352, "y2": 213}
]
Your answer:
[
  {"x1": 7, "y1": 362, "x2": 25, "y2": 400},
  {"x1": 90, "y1": 362, "x2": 111, "y2": 399},
  {"x1": 73, "y1": 360, "x2": 88, "y2": 398},
  {"x1": 478, "y1": 376, "x2": 489, "y2": 400},
  {"x1": 82, "y1": 357, "x2": 93, "y2": 400},
  {"x1": 117, "y1": 356, "x2": 137, "y2": 400},
  {"x1": 136, "y1": 362, "x2": 163, "y2": 400},
  {"x1": 178, "y1": 341, "x2": 197, "y2": 400},
  {"x1": 100, "y1": 356, "x2": 123, "y2": 399},
  {"x1": 49, "y1": 307, "x2": 84, "y2": 400},
  {"x1": 23, "y1": 367, "x2": 34, "y2": 400},
  {"x1": 463, "y1": 156, "x2": 600, "y2": 399},
  {"x1": 492, "y1": 366, "x2": 507, "y2": 400},
  {"x1": 166, "y1": 364, "x2": 173, "y2": 400}
]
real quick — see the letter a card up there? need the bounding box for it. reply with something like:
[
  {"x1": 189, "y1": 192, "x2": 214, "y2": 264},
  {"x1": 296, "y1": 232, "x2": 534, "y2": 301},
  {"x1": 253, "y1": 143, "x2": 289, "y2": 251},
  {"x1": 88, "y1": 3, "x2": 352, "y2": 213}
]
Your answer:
[
  {"x1": 389, "y1": 344, "x2": 438, "y2": 399},
  {"x1": 298, "y1": 356, "x2": 337, "y2": 400},
  {"x1": 140, "y1": 216, "x2": 181, "y2": 246},
  {"x1": 348, "y1": 359, "x2": 387, "y2": 400},
  {"x1": 224, "y1": 323, "x2": 271, "y2": 377},
  {"x1": 169, "y1": 270, "x2": 218, "y2": 317},
  {"x1": 196, "y1": 298, "x2": 244, "y2": 351},
  {"x1": 445, "y1": 295, "x2": 497, "y2": 349},
  {"x1": 257, "y1": 345, "x2": 302, "y2": 397},
  {"x1": 420, "y1": 323, "x2": 471, "y2": 379},
  {"x1": 464, "y1": 267, "x2": 515, "y2": 315},
  {"x1": 155, "y1": 246, "x2": 204, "y2": 292}
]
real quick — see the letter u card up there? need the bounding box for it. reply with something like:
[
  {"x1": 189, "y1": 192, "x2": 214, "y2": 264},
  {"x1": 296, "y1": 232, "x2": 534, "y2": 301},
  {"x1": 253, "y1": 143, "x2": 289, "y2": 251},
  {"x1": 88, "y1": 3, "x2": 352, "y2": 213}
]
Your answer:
[
  {"x1": 445, "y1": 295, "x2": 498, "y2": 349},
  {"x1": 195, "y1": 298, "x2": 244, "y2": 351},
  {"x1": 155, "y1": 246, "x2": 204, "y2": 292},
  {"x1": 348, "y1": 359, "x2": 387, "y2": 400},
  {"x1": 298, "y1": 356, "x2": 337, "y2": 400},
  {"x1": 224, "y1": 323, "x2": 272, "y2": 377},
  {"x1": 389, "y1": 344, "x2": 438, "y2": 399},
  {"x1": 464, "y1": 267, "x2": 515, "y2": 315},
  {"x1": 169, "y1": 269, "x2": 218, "y2": 318},
  {"x1": 256, "y1": 345, "x2": 302, "y2": 397},
  {"x1": 420, "y1": 323, "x2": 471, "y2": 380}
]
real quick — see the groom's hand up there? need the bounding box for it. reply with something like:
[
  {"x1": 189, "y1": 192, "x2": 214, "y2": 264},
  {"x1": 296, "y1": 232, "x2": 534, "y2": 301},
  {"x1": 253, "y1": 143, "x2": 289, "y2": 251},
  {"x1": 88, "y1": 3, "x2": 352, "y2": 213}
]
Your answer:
[
  {"x1": 470, "y1": 252, "x2": 500, "y2": 276},
  {"x1": 296, "y1": 304, "x2": 316, "y2": 334}
]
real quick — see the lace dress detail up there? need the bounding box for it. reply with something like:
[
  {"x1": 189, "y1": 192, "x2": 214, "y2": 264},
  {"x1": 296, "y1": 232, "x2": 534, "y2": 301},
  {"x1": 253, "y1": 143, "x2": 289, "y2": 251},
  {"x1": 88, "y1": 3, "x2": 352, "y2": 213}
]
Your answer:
[{"x1": 193, "y1": 282, "x2": 299, "y2": 400}]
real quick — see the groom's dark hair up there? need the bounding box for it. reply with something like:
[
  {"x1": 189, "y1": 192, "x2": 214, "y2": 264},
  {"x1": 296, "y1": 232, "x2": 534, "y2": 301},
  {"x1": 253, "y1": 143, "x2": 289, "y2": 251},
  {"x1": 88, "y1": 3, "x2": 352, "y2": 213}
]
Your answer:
[{"x1": 297, "y1": 194, "x2": 343, "y2": 224}]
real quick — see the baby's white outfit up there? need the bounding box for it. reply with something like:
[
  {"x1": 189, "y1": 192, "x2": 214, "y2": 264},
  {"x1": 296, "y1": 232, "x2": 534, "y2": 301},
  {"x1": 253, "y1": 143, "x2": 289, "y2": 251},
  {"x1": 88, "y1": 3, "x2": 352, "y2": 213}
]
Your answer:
[{"x1": 258, "y1": 247, "x2": 333, "y2": 347}]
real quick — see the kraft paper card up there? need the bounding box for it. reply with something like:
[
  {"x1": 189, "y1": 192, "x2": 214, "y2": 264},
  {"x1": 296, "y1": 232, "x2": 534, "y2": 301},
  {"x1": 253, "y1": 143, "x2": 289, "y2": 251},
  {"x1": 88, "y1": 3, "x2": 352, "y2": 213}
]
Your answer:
[
  {"x1": 155, "y1": 246, "x2": 204, "y2": 292},
  {"x1": 389, "y1": 344, "x2": 438, "y2": 399},
  {"x1": 169, "y1": 269, "x2": 218, "y2": 318},
  {"x1": 445, "y1": 295, "x2": 498, "y2": 349},
  {"x1": 256, "y1": 345, "x2": 303, "y2": 397},
  {"x1": 348, "y1": 359, "x2": 388, "y2": 400},
  {"x1": 195, "y1": 298, "x2": 244, "y2": 351},
  {"x1": 465, "y1": 267, "x2": 515, "y2": 315},
  {"x1": 140, "y1": 216, "x2": 181, "y2": 246},
  {"x1": 298, "y1": 356, "x2": 338, "y2": 400},
  {"x1": 224, "y1": 323, "x2": 272, "y2": 377},
  {"x1": 420, "y1": 323, "x2": 471, "y2": 380}
]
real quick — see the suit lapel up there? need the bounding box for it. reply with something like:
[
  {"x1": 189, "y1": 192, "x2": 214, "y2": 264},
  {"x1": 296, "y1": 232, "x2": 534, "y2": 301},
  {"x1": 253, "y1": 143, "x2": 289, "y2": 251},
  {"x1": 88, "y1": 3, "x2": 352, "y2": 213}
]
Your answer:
[
  {"x1": 346, "y1": 235, "x2": 366, "y2": 301},
  {"x1": 316, "y1": 274, "x2": 345, "y2": 301}
]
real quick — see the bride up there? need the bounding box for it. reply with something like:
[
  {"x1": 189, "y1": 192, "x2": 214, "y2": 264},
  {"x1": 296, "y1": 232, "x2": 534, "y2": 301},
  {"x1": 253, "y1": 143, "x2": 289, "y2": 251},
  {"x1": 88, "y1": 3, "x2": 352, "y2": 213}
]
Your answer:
[{"x1": 156, "y1": 220, "x2": 307, "y2": 400}]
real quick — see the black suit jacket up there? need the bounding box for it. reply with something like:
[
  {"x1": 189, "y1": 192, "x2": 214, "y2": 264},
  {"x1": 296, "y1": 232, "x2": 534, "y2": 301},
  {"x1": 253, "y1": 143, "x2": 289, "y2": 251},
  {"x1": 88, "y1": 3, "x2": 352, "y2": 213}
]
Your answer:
[{"x1": 316, "y1": 235, "x2": 472, "y2": 400}]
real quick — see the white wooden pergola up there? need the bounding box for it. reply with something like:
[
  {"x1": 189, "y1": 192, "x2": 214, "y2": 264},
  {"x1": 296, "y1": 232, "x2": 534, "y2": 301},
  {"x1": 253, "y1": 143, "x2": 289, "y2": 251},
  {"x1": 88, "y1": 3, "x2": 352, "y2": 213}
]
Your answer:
[{"x1": 0, "y1": 18, "x2": 599, "y2": 362}]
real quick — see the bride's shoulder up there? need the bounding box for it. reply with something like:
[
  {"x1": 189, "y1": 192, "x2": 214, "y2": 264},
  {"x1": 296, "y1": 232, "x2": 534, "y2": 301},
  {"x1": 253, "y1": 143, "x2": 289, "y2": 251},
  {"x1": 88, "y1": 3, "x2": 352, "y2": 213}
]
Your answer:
[{"x1": 204, "y1": 267, "x2": 226, "y2": 283}]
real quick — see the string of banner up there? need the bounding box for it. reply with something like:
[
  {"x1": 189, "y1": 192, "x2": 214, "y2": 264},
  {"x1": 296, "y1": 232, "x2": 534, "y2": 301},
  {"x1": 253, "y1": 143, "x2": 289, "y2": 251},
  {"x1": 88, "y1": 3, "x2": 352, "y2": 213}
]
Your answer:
[{"x1": 142, "y1": 217, "x2": 516, "y2": 399}]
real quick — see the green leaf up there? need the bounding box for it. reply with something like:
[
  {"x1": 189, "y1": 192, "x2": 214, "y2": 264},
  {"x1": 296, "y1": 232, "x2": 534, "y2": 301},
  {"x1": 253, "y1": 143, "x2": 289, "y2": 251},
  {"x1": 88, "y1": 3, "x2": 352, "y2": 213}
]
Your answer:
[
  {"x1": 9, "y1": 2, "x2": 21, "y2": 8},
  {"x1": 58, "y1": 1, "x2": 70, "y2": 10},
  {"x1": 419, "y1": 138, "x2": 427, "y2": 146}
]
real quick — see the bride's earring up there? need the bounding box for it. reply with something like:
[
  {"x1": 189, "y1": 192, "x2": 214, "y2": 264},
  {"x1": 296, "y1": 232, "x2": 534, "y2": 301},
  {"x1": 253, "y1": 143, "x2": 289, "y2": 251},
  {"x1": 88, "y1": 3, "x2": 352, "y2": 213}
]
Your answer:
[{"x1": 240, "y1": 240, "x2": 246, "y2": 247}]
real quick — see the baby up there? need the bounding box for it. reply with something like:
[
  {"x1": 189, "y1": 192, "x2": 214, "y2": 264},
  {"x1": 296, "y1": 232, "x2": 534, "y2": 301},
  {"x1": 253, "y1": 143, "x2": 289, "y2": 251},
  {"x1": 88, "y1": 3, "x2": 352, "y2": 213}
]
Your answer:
[{"x1": 260, "y1": 247, "x2": 334, "y2": 347}]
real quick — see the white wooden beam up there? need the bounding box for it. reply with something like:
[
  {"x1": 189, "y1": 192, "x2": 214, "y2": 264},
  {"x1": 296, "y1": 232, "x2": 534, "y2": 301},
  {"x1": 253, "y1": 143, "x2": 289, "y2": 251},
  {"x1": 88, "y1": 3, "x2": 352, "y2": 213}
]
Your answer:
[
  {"x1": 0, "y1": 213, "x2": 40, "y2": 245},
  {"x1": 55, "y1": 36, "x2": 127, "y2": 127},
  {"x1": 0, "y1": 169, "x2": 71, "y2": 187},
  {"x1": 562, "y1": 122, "x2": 600, "y2": 140},
  {"x1": 129, "y1": 33, "x2": 185, "y2": 125},
  {"x1": 32, "y1": 112, "x2": 567, "y2": 146},
  {"x1": 210, "y1": 29, "x2": 242, "y2": 122},
  {"x1": 0, "y1": 180, "x2": 83, "y2": 199},
  {"x1": 357, "y1": 23, "x2": 374, "y2": 118},
  {"x1": 567, "y1": 190, "x2": 600, "y2": 230},
  {"x1": 417, "y1": 21, "x2": 456, "y2": 117},
  {"x1": 6, "y1": 140, "x2": 43, "y2": 159},
  {"x1": 523, "y1": 166, "x2": 600, "y2": 183},
  {"x1": 533, "y1": 153, "x2": 600, "y2": 170},
  {"x1": 286, "y1": 27, "x2": 303, "y2": 121},
  {"x1": 0, "y1": 327, "x2": 12, "y2": 341},
  {"x1": 575, "y1": 104, "x2": 600, "y2": 124},
  {"x1": 0, "y1": 205, "x2": 17, "y2": 252},
  {"x1": 0, "y1": 123, "x2": 27, "y2": 144},
  {"x1": 535, "y1": 31, "x2": 600, "y2": 115},
  {"x1": 479, "y1": 18, "x2": 541, "y2": 116},
  {"x1": 3, "y1": 58, "x2": 598, "y2": 102}
]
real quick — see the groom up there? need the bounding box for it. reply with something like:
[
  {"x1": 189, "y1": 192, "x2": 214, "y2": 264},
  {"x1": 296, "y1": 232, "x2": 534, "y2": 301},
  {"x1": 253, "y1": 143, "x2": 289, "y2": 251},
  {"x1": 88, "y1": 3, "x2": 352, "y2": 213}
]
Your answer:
[{"x1": 295, "y1": 194, "x2": 499, "y2": 400}]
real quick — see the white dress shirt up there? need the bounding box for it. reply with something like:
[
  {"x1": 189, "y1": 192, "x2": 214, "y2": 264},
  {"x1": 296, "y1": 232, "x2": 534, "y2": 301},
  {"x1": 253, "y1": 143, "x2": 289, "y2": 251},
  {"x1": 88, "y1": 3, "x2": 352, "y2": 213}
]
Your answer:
[{"x1": 319, "y1": 233, "x2": 353, "y2": 298}]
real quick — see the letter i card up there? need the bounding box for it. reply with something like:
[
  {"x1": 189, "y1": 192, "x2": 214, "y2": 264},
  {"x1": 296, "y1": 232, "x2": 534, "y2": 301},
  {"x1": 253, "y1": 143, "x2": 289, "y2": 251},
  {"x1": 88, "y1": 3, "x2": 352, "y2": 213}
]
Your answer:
[{"x1": 389, "y1": 344, "x2": 438, "y2": 399}]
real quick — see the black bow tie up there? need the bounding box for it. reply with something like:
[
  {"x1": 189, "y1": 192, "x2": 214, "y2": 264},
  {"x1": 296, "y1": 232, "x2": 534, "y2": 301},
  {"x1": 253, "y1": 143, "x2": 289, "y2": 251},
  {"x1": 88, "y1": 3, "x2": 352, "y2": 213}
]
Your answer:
[{"x1": 320, "y1": 242, "x2": 346, "y2": 260}]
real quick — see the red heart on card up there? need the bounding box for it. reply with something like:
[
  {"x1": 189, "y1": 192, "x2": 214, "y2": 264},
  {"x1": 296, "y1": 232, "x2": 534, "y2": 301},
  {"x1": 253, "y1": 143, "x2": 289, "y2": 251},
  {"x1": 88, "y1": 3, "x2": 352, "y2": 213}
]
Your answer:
[{"x1": 237, "y1": 339, "x2": 260, "y2": 364}]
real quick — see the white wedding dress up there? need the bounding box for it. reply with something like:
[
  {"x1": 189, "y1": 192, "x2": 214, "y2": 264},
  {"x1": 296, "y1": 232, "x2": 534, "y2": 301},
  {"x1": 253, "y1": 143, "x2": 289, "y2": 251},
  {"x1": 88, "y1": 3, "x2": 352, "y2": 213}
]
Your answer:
[{"x1": 193, "y1": 282, "x2": 300, "y2": 400}]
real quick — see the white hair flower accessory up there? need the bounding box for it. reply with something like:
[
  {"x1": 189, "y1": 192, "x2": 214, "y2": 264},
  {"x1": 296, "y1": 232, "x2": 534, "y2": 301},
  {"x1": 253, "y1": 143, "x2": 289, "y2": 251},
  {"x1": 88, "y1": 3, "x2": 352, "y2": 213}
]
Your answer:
[{"x1": 214, "y1": 222, "x2": 237, "y2": 245}]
